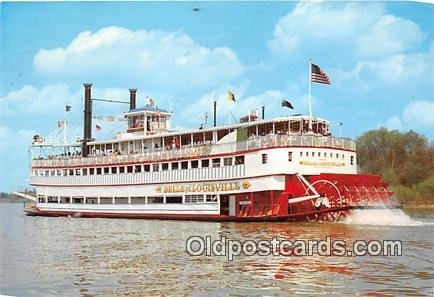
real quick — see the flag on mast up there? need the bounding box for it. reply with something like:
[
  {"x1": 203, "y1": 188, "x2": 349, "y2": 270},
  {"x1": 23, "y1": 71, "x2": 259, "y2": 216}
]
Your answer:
[
  {"x1": 281, "y1": 99, "x2": 294, "y2": 109},
  {"x1": 227, "y1": 90, "x2": 236, "y2": 102},
  {"x1": 311, "y1": 63, "x2": 331, "y2": 84},
  {"x1": 65, "y1": 104, "x2": 71, "y2": 112}
]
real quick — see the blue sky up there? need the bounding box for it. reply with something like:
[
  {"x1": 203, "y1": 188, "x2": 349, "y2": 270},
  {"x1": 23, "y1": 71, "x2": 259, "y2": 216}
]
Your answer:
[{"x1": 0, "y1": 1, "x2": 433, "y2": 191}]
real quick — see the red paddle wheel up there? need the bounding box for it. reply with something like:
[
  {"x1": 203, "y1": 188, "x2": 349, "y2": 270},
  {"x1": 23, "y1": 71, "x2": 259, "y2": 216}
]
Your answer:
[
  {"x1": 304, "y1": 179, "x2": 344, "y2": 222},
  {"x1": 287, "y1": 173, "x2": 398, "y2": 222}
]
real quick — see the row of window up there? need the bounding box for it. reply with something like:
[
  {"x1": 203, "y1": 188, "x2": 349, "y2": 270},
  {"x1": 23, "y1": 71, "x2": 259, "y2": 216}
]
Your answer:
[
  {"x1": 33, "y1": 156, "x2": 245, "y2": 177},
  {"x1": 33, "y1": 150, "x2": 355, "y2": 177},
  {"x1": 290, "y1": 151, "x2": 354, "y2": 165},
  {"x1": 39, "y1": 194, "x2": 218, "y2": 204}
]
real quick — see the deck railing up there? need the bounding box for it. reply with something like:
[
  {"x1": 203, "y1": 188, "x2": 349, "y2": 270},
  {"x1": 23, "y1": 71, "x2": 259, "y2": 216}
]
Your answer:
[
  {"x1": 32, "y1": 134, "x2": 356, "y2": 168},
  {"x1": 31, "y1": 164, "x2": 246, "y2": 185}
]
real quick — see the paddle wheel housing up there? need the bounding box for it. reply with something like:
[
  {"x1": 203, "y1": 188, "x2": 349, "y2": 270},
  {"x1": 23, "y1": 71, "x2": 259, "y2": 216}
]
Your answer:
[{"x1": 283, "y1": 173, "x2": 397, "y2": 222}]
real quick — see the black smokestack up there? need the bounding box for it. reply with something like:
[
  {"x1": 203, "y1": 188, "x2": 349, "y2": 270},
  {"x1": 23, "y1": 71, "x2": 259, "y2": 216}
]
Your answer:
[
  {"x1": 82, "y1": 83, "x2": 92, "y2": 157},
  {"x1": 129, "y1": 88, "x2": 137, "y2": 110},
  {"x1": 262, "y1": 106, "x2": 265, "y2": 120}
]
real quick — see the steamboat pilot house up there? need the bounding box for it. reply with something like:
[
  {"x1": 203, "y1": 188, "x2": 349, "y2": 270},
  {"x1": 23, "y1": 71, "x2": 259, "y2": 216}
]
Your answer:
[{"x1": 28, "y1": 84, "x2": 395, "y2": 221}]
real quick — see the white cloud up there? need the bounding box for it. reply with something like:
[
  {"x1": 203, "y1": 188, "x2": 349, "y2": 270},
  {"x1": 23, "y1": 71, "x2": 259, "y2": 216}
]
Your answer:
[
  {"x1": 379, "y1": 115, "x2": 403, "y2": 130},
  {"x1": 376, "y1": 100, "x2": 434, "y2": 133},
  {"x1": 34, "y1": 26, "x2": 244, "y2": 89},
  {"x1": 403, "y1": 100, "x2": 434, "y2": 128},
  {"x1": 267, "y1": 2, "x2": 423, "y2": 59},
  {"x1": 337, "y1": 44, "x2": 434, "y2": 86},
  {"x1": 267, "y1": 2, "x2": 384, "y2": 55},
  {"x1": 356, "y1": 15, "x2": 423, "y2": 58},
  {"x1": 0, "y1": 84, "x2": 76, "y2": 118}
]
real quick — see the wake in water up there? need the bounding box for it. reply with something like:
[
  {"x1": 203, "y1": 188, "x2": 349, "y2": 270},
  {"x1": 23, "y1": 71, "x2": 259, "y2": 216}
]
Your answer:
[{"x1": 342, "y1": 208, "x2": 432, "y2": 226}]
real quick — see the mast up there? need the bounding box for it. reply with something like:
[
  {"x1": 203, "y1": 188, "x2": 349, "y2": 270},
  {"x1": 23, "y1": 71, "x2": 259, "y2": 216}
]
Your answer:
[{"x1": 308, "y1": 60, "x2": 313, "y2": 131}]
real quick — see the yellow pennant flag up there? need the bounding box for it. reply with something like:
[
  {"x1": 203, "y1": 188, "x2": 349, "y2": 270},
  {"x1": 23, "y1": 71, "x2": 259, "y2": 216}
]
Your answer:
[{"x1": 227, "y1": 90, "x2": 236, "y2": 102}]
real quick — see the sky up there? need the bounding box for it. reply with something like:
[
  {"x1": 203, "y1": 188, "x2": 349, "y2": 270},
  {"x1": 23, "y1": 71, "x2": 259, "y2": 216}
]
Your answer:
[{"x1": 0, "y1": 1, "x2": 433, "y2": 191}]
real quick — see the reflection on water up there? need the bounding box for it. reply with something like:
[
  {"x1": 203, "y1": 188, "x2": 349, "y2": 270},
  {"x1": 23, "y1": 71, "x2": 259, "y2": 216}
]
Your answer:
[{"x1": 1, "y1": 204, "x2": 433, "y2": 296}]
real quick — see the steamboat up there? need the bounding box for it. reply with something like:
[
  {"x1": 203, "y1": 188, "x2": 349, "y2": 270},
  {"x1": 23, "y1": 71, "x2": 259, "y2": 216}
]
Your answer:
[{"x1": 24, "y1": 83, "x2": 400, "y2": 221}]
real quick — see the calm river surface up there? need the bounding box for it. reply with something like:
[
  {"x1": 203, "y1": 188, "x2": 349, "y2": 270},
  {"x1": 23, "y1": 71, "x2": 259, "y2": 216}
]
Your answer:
[{"x1": 1, "y1": 203, "x2": 433, "y2": 296}]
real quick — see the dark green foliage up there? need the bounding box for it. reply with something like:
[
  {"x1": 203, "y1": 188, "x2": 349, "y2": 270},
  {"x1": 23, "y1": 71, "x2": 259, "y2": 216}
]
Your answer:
[{"x1": 357, "y1": 129, "x2": 434, "y2": 205}]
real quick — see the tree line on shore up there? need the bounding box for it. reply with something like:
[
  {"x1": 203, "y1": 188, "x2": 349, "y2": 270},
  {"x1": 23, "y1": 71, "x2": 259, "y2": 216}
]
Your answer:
[{"x1": 357, "y1": 128, "x2": 434, "y2": 206}]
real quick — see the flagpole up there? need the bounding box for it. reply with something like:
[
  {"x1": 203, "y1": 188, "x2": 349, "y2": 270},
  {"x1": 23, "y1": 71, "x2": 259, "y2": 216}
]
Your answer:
[
  {"x1": 64, "y1": 104, "x2": 67, "y2": 146},
  {"x1": 308, "y1": 59, "x2": 313, "y2": 131}
]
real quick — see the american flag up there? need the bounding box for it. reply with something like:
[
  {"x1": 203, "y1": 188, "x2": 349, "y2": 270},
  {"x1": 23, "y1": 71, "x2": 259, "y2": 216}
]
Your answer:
[{"x1": 311, "y1": 63, "x2": 331, "y2": 84}]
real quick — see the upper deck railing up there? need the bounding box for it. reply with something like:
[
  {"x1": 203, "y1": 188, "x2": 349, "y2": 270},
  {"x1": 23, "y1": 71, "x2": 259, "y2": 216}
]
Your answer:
[{"x1": 32, "y1": 134, "x2": 356, "y2": 168}]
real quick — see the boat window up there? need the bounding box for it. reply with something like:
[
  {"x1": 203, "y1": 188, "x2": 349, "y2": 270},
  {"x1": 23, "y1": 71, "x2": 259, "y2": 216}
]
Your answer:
[
  {"x1": 312, "y1": 152, "x2": 315, "y2": 157},
  {"x1": 235, "y1": 155, "x2": 245, "y2": 165},
  {"x1": 75, "y1": 169, "x2": 81, "y2": 176},
  {"x1": 131, "y1": 197, "x2": 146, "y2": 204},
  {"x1": 206, "y1": 194, "x2": 218, "y2": 202},
  {"x1": 162, "y1": 163, "x2": 169, "y2": 171},
  {"x1": 185, "y1": 194, "x2": 204, "y2": 203},
  {"x1": 306, "y1": 152, "x2": 309, "y2": 157},
  {"x1": 59, "y1": 197, "x2": 70, "y2": 203},
  {"x1": 144, "y1": 164, "x2": 151, "y2": 172},
  {"x1": 104, "y1": 167, "x2": 110, "y2": 174},
  {"x1": 99, "y1": 197, "x2": 112, "y2": 204},
  {"x1": 82, "y1": 168, "x2": 87, "y2": 176},
  {"x1": 300, "y1": 151, "x2": 303, "y2": 157},
  {"x1": 324, "y1": 152, "x2": 327, "y2": 158},
  {"x1": 147, "y1": 196, "x2": 163, "y2": 203},
  {"x1": 86, "y1": 197, "x2": 98, "y2": 204},
  {"x1": 72, "y1": 197, "x2": 84, "y2": 204},
  {"x1": 119, "y1": 166, "x2": 125, "y2": 173},
  {"x1": 152, "y1": 164, "x2": 159, "y2": 172},
  {"x1": 166, "y1": 196, "x2": 183, "y2": 204},
  {"x1": 181, "y1": 161, "x2": 188, "y2": 169},
  {"x1": 96, "y1": 168, "x2": 102, "y2": 175},
  {"x1": 201, "y1": 159, "x2": 210, "y2": 168},
  {"x1": 223, "y1": 157, "x2": 233, "y2": 166},
  {"x1": 111, "y1": 167, "x2": 117, "y2": 174},
  {"x1": 350, "y1": 156, "x2": 354, "y2": 165},
  {"x1": 191, "y1": 160, "x2": 199, "y2": 168},
  {"x1": 47, "y1": 196, "x2": 58, "y2": 203},
  {"x1": 336, "y1": 153, "x2": 339, "y2": 159},
  {"x1": 127, "y1": 166, "x2": 134, "y2": 173},
  {"x1": 63, "y1": 169, "x2": 68, "y2": 176},
  {"x1": 171, "y1": 162, "x2": 179, "y2": 170},
  {"x1": 212, "y1": 158, "x2": 221, "y2": 168},
  {"x1": 262, "y1": 153, "x2": 268, "y2": 164},
  {"x1": 115, "y1": 197, "x2": 128, "y2": 204},
  {"x1": 318, "y1": 152, "x2": 321, "y2": 157},
  {"x1": 69, "y1": 169, "x2": 74, "y2": 176},
  {"x1": 342, "y1": 154, "x2": 345, "y2": 159},
  {"x1": 135, "y1": 165, "x2": 142, "y2": 173},
  {"x1": 288, "y1": 152, "x2": 293, "y2": 162}
]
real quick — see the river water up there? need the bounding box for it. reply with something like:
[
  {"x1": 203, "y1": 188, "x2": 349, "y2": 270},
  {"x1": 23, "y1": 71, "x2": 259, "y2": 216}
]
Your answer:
[{"x1": 1, "y1": 203, "x2": 433, "y2": 296}]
